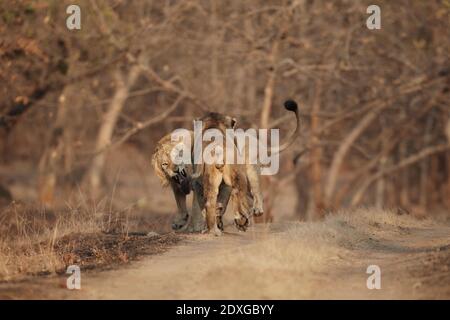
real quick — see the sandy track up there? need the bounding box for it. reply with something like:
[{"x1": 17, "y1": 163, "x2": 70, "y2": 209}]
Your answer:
[{"x1": 1, "y1": 208, "x2": 449, "y2": 299}]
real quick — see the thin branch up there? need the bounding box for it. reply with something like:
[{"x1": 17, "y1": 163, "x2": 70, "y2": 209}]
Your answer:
[
  {"x1": 88, "y1": 94, "x2": 185, "y2": 157},
  {"x1": 351, "y1": 144, "x2": 450, "y2": 206}
]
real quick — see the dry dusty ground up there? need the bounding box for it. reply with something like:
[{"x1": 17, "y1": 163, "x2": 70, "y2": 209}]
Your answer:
[{"x1": 0, "y1": 207, "x2": 449, "y2": 299}]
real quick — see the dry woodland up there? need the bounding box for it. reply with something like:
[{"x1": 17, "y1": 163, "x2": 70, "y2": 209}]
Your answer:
[{"x1": 0, "y1": 0, "x2": 449, "y2": 297}]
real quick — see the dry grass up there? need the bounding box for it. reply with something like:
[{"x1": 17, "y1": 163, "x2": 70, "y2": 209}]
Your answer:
[
  {"x1": 1, "y1": 207, "x2": 448, "y2": 299},
  {"x1": 0, "y1": 200, "x2": 178, "y2": 282}
]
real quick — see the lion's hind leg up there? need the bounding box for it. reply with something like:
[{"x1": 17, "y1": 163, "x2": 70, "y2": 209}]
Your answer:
[
  {"x1": 246, "y1": 164, "x2": 264, "y2": 217},
  {"x1": 203, "y1": 168, "x2": 224, "y2": 236},
  {"x1": 231, "y1": 189, "x2": 251, "y2": 232}
]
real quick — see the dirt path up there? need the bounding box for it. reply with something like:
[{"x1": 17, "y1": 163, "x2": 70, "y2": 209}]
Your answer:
[{"x1": 1, "y1": 209, "x2": 449, "y2": 299}]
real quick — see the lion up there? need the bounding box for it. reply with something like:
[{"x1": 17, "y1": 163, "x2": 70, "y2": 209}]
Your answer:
[
  {"x1": 192, "y1": 100, "x2": 300, "y2": 236},
  {"x1": 152, "y1": 100, "x2": 299, "y2": 234},
  {"x1": 151, "y1": 131, "x2": 233, "y2": 232}
]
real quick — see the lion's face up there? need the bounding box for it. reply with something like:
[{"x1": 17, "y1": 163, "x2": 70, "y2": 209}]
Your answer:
[
  {"x1": 163, "y1": 160, "x2": 191, "y2": 195},
  {"x1": 152, "y1": 149, "x2": 191, "y2": 195}
]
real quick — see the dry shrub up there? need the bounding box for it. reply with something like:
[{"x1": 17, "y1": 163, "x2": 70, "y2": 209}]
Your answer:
[
  {"x1": 0, "y1": 202, "x2": 99, "y2": 281},
  {"x1": 0, "y1": 199, "x2": 146, "y2": 281}
]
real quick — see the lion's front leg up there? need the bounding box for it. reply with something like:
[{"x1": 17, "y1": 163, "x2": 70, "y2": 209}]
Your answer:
[
  {"x1": 184, "y1": 180, "x2": 206, "y2": 232},
  {"x1": 170, "y1": 182, "x2": 189, "y2": 231},
  {"x1": 188, "y1": 179, "x2": 232, "y2": 232},
  {"x1": 203, "y1": 169, "x2": 223, "y2": 236},
  {"x1": 216, "y1": 183, "x2": 232, "y2": 231}
]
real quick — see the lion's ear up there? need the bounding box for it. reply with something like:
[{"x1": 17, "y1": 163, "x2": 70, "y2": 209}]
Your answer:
[
  {"x1": 193, "y1": 118, "x2": 201, "y2": 128},
  {"x1": 231, "y1": 117, "x2": 237, "y2": 128},
  {"x1": 226, "y1": 116, "x2": 237, "y2": 128}
]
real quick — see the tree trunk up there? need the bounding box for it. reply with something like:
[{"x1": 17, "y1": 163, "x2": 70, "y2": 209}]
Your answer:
[
  {"x1": 255, "y1": 34, "x2": 280, "y2": 224},
  {"x1": 244, "y1": 18, "x2": 256, "y2": 111},
  {"x1": 375, "y1": 157, "x2": 387, "y2": 208},
  {"x1": 419, "y1": 115, "x2": 434, "y2": 209},
  {"x1": 376, "y1": 117, "x2": 388, "y2": 208},
  {"x1": 310, "y1": 80, "x2": 325, "y2": 218},
  {"x1": 259, "y1": 49, "x2": 278, "y2": 129},
  {"x1": 445, "y1": 117, "x2": 450, "y2": 209},
  {"x1": 38, "y1": 85, "x2": 76, "y2": 206},
  {"x1": 446, "y1": 151, "x2": 450, "y2": 210},
  {"x1": 399, "y1": 110, "x2": 410, "y2": 207},
  {"x1": 325, "y1": 110, "x2": 379, "y2": 207},
  {"x1": 88, "y1": 66, "x2": 141, "y2": 197}
]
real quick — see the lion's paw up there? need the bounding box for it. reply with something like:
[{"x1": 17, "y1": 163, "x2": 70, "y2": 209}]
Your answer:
[
  {"x1": 251, "y1": 206, "x2": 264, "y2": 217},
  {"x1": 216, "y1": 216, "x2": 224, "y2": 231},
  {"x1": 172, "y1": 214, "x2": 189, "y2": 231},
  {"x1": 185, "y1": 220, "x2": 206, "y2": 233},
  {"x1": 234, "y1": 215, "x2": 249, "y2": 232},
  {"x1": 211, "y1": 226, "x2": 223, "y2": 237}
]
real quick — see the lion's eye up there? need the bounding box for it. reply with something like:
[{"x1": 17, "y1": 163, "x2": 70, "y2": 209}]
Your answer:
[{"x1": 162, "y1": 162, "x2": 169, "y2": 168}]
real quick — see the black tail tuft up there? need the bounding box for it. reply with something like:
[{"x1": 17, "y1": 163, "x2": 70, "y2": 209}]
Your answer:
[{"x1": 284, "y1": 100, "x2": 298, "y2": 112}]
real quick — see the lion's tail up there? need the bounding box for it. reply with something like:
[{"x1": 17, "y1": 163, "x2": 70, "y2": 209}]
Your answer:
[{"x1": 270, "y1": 100, "x2": 301, "y2": 154}]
